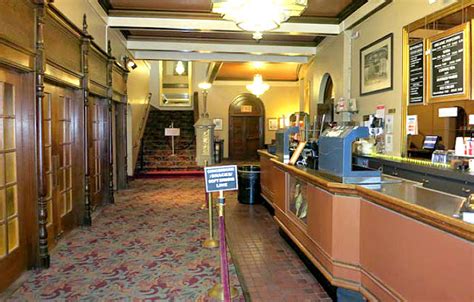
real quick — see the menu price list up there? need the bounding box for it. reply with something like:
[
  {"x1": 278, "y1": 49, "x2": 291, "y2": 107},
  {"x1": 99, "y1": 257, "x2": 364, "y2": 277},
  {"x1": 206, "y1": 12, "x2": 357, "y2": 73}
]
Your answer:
[
  {"x1": 409, "y1": 41, "x2": 424, "y2": 104},
  {"x1": 431, "y1": 31, "x2": 464, "y2": 98}
]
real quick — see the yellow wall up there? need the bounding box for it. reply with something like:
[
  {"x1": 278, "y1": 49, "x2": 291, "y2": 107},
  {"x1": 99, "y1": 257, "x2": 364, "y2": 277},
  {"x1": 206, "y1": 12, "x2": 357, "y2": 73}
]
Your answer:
[
  {"x1": 128, "y1": 60, "x2": 151, "y2": 172},
  {"x1": 302, "y1": 0, "x2": 457, "y2": 155},
  {"x1": 205, "y1": 82, "x2": 300, "y2": 158}
]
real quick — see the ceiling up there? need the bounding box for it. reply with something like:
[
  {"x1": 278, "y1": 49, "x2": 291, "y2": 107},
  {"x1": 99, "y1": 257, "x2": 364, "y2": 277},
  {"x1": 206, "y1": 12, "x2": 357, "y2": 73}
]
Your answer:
[
  {"x1": 100, "y1": 0, "x2": 389, "y2": 81},
  {"x1": 216, "y1": 62, "x2": 300, "y2": 81}
]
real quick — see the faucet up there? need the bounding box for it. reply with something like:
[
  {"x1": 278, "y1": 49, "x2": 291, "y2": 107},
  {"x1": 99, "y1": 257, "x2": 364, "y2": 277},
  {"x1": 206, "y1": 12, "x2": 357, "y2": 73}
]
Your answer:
[{"x1": 461, "y1": 194, "x2": 474, "y2": 213}]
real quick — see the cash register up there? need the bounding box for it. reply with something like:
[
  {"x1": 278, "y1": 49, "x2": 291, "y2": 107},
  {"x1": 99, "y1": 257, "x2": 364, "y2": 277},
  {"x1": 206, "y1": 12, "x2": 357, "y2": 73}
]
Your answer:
[{"x1": 318, "y1": 125, "x2": 381, "y2": 184}]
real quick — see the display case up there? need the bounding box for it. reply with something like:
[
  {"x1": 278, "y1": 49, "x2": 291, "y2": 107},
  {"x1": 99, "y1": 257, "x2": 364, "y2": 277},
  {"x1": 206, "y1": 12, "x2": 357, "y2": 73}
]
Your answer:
[{"x1": 288, "y1": 174, "x2": 308, "y2": 225}]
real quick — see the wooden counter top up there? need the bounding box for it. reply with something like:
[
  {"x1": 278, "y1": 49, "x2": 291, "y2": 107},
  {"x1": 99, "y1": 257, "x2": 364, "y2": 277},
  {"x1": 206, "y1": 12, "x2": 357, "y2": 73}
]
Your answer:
[{"x1": 258, "y1": 150, "x2": 474, "y2": 242}]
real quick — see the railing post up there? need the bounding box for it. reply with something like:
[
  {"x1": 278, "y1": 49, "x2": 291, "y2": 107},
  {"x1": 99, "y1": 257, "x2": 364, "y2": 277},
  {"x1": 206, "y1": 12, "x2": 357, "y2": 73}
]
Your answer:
[{"x1": 107, "y1": 41, "x2": 115, "y2": 204}]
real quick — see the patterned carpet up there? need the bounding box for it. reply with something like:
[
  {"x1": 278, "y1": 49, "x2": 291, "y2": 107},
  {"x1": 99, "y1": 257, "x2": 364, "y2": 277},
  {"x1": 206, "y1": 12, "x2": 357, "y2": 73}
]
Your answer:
[{"x1": 7, "y1": 178, "x2": 245, "y2": 301}]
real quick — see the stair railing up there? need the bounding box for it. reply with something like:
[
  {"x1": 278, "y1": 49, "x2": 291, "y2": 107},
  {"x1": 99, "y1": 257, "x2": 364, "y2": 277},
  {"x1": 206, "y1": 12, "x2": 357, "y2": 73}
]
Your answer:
[{"x1": 133, "y1": 93, "x2": 152, "y2": 173}]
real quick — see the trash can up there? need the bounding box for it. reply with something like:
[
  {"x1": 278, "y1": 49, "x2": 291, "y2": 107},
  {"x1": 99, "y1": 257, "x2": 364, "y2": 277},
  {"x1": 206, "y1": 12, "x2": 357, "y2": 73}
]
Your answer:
[
  {"x1": 214, "y1": 139, "x2": 224, "y2": 163},
  {"x1": 237, "y1": 165, "x2": 261, "y2": 204}
]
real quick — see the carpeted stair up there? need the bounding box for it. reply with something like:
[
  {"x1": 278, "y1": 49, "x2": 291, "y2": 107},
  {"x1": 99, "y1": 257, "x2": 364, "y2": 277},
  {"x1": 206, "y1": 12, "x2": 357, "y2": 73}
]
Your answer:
[{"x1": 136, "y1": 108, "x2": 202, "y2": 176}]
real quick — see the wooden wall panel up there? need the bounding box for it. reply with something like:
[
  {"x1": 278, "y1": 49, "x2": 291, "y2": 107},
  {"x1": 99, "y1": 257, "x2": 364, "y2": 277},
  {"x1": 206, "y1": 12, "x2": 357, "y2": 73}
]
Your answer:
[
  {"x1": 112, "y1": 66, "x2": 127, "y2": 97},
  {"x1": 89, "y1": 47, "x2": 108, "y2": 90},
  {"x1": 44, "y1": 11, "x2": 81, "y2": 75},
  {"x1": 0, "y1": 0, "x2": 35, "y2": 53}
]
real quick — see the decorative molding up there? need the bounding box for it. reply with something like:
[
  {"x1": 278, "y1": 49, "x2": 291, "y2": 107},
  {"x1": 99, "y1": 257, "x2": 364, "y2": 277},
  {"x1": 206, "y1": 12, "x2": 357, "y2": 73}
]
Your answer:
[{"x1": 81, "y1": 13, "x2": 92, "y2": 227}]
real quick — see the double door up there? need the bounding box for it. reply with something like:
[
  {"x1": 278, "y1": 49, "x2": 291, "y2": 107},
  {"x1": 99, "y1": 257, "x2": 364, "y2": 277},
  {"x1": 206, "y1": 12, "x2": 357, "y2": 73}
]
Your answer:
[
  {"x1": 88, "y1": 97, "x2": 110, "y2": 209},
  {"x1": 229, "y1": 116, "x2": 263, "y2": 160},
  {"x1": 43, "y1": 84, "x2": 78, "y2": 247},
  {"x1": 0, "y1": 68, "x2": 35, "y2": 291}
]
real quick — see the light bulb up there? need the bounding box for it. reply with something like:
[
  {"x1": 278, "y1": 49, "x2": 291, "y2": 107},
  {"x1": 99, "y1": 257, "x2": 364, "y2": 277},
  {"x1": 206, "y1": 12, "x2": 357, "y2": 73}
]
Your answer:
[{"x1": 175, "y1": 61, "x2": 185, "y2": 75}]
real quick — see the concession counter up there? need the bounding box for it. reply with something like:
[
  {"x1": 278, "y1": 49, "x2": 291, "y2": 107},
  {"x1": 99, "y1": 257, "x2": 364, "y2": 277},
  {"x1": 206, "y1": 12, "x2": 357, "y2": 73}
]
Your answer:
[{"x1": 259, "y1": 150, "x2": 473, "y2": 301}]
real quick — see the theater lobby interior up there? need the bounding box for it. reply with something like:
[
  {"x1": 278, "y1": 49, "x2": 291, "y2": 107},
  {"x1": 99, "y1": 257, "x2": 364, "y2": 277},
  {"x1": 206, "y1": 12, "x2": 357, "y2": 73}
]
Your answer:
[{"x1": 1, "y1": 0, "x2": 474, "y2": 301}]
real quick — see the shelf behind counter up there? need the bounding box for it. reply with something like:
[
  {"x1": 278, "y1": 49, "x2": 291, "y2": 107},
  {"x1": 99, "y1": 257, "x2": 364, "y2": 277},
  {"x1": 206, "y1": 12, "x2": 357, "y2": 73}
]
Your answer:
[{"x1": 258, "y1": 149, "x2": 473, "y2": 302}]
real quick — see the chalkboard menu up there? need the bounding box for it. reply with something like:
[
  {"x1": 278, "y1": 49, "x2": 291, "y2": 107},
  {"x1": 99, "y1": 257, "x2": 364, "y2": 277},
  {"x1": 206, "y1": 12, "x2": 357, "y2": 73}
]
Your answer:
[
  {"x1": 409, "y1": 41, "x2": 424, "y2": 104},
  {"x1": 430, "y1": 31, "x2": 465, "y2": 98}
]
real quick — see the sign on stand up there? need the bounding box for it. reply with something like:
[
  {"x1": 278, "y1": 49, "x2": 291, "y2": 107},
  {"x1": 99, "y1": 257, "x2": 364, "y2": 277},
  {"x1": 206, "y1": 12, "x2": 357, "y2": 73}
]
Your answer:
[
  {"x1": 164, "y1": 123, "x2": 180, "y2": 155},
  {"x1": 204, "y1": 165, "x2": 238, "y2": 193}
]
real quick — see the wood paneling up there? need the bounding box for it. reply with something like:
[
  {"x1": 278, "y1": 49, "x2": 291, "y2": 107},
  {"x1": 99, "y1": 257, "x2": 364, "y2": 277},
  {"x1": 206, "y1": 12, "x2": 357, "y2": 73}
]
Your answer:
[
  {"x1": 44, "y1": 11, "x2": 82, "y2": 75},
  {"x1": 217, "y1": 62, "x2": 300, "y2": 82},
  {"x1": 0, "y1": 0, "x2": 35, "y2": 53},
  {"x1": 89, "y1": 47, "x2": 108, "y2": 91}
]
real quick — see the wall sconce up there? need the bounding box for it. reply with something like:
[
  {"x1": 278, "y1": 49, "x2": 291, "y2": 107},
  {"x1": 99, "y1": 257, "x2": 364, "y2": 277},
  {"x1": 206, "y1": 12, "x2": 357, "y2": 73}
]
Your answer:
[{"x1": 122, "y1": 56, "x2": 137, "y2": 70}]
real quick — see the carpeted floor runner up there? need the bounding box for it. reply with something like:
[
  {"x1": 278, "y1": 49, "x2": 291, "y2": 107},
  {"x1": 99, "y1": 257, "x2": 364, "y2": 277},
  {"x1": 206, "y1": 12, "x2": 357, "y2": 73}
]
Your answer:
[{"x1": 7, "y1": 179, "x2": 244, "y2": 301}]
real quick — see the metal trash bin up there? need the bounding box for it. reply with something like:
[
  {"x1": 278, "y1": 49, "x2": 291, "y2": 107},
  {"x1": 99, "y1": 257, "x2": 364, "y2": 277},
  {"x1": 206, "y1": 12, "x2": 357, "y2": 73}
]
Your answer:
[
  {"x1": 237, "y1": 165, "x2": 261, "y2": 204},
  {"x1": 214, "y1": 139, "x2": 224, "y2": 163}
]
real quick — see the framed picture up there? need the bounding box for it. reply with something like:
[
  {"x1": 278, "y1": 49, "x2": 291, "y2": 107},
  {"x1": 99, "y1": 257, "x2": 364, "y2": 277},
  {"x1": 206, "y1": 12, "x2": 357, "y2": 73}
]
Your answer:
[
  {"x1": 213, "y1": 118, "x2": 223, "y2": 131},
  {"x1": 360, "y1": 33, "x2": 393, "y2": 96},
  {"x1": 268, "y1": 118, "x2": 278, "y2": 131}
]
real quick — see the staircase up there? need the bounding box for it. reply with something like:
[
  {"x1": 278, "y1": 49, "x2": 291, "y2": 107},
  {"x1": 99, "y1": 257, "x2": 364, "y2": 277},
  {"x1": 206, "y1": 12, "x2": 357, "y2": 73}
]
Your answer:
[{"x1": 136, "y1": 108, "x2": 201, "y2": 176}]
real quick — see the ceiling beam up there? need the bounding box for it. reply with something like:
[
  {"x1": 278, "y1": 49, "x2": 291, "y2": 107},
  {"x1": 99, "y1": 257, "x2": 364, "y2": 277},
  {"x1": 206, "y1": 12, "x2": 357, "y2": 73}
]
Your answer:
[
  {"x1": 340, "y1": 0, "x2": 391, "y2": 31},
  {"x1": 127, "y1": 40, "x2": 316, "y2": 56},
  {"x1": 206, "y1": 62, "x2": 223, "y2": 83},
  {"x1": 108, "y1": 16, "x2": 341, "y2": 35},
  {"x1": 132, "y1": 51, "x2": 309, "y2": 63}
]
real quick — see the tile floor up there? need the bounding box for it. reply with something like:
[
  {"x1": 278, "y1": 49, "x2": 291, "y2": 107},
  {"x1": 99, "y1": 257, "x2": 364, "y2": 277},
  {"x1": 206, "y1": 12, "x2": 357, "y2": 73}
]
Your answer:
[{"x1": 225, "y1": 196, "x2": 333, "y2": 302}]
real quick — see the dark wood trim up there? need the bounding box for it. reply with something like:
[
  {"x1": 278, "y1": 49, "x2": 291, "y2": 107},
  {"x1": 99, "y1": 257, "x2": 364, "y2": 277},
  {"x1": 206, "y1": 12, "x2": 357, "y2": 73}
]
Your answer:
[
  {"x1": 81, "y1": 14, "x2": 92, "y2": 226},
  {"x1": 107, "y1": 42, "x2": 115, "y2": 204},
  {"x1": 108, "y1": 9, "x2": 222, "y2": 20},
  {"x1": 206, "y1": 62, "x2": 222, "y2": 83},
  {"x1": 34, "y1": 0, "x2": 50, "y2": 269},
  {"x1": 337, "y1": 0, "x2": 368, "y2": 21},
  {"x1": 287, "y1": 16, "x2": 339, "y2": 24},
  {"x1": 98, "y1": 0, "x2": 112, "y2": 14}
]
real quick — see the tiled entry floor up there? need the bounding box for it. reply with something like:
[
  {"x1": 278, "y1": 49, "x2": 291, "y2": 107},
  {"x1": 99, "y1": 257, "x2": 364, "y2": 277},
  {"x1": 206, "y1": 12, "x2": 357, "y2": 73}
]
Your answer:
[{"x1": 225, "y1": 198, "x2": 333, "y2": 302}]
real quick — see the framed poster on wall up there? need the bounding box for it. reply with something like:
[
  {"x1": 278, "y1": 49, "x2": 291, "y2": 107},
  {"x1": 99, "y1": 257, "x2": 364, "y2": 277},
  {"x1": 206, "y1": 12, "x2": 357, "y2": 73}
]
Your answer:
[
  {"x1": 360, "y1": 33, "x2": 393, "y2": 96},
  {"x1": 427, "y1": 22, "x2": 471, "y2": 103}
]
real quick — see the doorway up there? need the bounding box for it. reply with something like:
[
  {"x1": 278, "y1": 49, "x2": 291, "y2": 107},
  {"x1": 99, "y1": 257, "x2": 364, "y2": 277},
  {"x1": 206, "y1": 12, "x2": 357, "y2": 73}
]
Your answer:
[{"x1": 228, "y1": 93, "x2": 264, "y2": 160}]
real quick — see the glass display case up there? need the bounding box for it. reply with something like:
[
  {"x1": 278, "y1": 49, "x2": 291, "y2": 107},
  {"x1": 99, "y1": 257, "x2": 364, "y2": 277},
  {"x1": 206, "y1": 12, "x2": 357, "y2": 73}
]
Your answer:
[{"x1": 288, "y1": 174, "x2": 308, "y2": 225}]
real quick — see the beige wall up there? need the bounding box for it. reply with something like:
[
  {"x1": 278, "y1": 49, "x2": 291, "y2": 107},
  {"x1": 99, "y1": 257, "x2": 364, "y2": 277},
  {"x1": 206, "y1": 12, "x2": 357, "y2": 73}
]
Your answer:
[
  {"x1": 127, "y1": 60, "x2": 151, "y2": 173},
  {"x1": 302, "y1": 0, "x2": 457, "y2": 156},
  {"x1": 206, "y1": 82, "x2": 300, "y2": 158}
]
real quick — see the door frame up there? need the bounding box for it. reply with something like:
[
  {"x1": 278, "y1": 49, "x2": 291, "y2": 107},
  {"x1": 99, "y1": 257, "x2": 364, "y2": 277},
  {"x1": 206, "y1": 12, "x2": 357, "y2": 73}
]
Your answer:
[{"x1": 228, "y1": 93, "x2": 265, "y2": 160}]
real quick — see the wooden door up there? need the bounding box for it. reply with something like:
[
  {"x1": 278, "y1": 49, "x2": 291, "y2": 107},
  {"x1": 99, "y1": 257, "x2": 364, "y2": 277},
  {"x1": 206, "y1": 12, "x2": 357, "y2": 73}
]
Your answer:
[
  {"x1": 89, "y1": 97, "x2": 110, "y2": 209},
  {"x1": 43, "y1": 85, "x2": 76, "y2": 247},
  {"x1": 230, "y1": 116, "x2": 262, "y2": 160},
  {"x1": 0, "y1": 68, "x2": 36, "y2": 292},
  {"x1": 229, "y1": 94, "x2": 265, "y2": 160}
]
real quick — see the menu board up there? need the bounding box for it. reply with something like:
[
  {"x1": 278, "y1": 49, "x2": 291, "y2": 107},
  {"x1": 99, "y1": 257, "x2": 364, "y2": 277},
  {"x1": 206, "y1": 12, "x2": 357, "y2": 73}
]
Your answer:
[
  {"x1": 430, "y1": 31, "x2": 465, "y2": 98},
  {"x1": 409, "y1": 41, "x2": 424, "y2": 104}
]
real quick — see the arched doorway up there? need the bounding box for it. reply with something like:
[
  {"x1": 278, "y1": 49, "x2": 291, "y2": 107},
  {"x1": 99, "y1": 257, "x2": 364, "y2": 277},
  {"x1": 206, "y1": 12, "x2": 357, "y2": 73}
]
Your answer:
[
  {"x1": 317, "y1": 73, "x2": 335, "y2": 125},
  {"x1": 228, "y1": 93, "x2": 265, "y2": 160}
]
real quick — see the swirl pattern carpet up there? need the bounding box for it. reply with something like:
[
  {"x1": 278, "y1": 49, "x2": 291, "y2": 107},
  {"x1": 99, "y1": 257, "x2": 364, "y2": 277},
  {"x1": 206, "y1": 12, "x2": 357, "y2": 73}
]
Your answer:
[{"x1": 7, "y1": 178, "x2": 244, "y2": 301}]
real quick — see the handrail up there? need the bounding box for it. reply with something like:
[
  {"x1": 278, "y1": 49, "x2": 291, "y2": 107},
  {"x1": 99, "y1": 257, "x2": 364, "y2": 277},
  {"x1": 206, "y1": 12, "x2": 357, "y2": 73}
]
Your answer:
[{"x1": 132, "y1": 93, "x2": 152, "y2": 171}]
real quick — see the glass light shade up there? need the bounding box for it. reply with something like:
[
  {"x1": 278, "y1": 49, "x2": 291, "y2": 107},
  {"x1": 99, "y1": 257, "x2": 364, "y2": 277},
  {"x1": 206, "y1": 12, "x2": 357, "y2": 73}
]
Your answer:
[
  {"x1": 212, "y1": 0, "x2": 307, "y2": 39},
  {"x1": 246, "y1": 74, "x2": 269, "y2": 97},
  {"x1": 175, "y1": 61, "x2": 185, "y2": 75},
  {"x1": 199, "y1": 82, "x2": 212, "y2": 90}
]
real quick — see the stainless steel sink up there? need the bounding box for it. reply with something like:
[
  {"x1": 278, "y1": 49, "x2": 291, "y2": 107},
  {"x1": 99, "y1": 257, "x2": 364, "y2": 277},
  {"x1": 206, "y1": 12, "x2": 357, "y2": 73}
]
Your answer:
[{"x1": 371, "y1": 177, "x2": 466, "y2": 218}]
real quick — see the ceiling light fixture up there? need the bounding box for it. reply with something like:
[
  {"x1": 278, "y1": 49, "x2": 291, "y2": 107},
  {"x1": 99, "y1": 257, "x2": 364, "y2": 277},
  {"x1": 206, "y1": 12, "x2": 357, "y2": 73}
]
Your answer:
[
  {"x1": 122, "y1": 56, "x2": 137, "y2": 70},
  {"x1": 247, "y1": 74, "x2": 269, "y2": 97},
  {"x1": 175, "y1": 61, "x2": 185, "y2": 75},
  {"x1": 212, "y1": 0, "x2": 308, "y2": 41}
]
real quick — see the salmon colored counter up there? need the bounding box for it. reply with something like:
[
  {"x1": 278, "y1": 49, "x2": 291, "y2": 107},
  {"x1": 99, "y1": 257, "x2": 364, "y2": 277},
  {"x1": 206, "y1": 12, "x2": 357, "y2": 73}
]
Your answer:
[{"x1": 258, "y1": 150, "x2": 474, "y2": 302}]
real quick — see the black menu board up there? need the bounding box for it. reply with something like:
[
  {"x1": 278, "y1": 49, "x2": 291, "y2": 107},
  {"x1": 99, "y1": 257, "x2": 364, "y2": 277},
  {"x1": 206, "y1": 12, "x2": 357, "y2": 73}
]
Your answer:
[
  {"x1": 430, "y1": 31, "x2": 465, "y2": 98},
  {"x1": 409, "y1": 41, "x2": 424, "y2": 104}
]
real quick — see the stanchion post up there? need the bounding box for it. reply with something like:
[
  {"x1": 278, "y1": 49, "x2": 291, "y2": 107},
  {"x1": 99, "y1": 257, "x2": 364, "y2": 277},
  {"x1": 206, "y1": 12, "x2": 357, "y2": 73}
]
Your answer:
[
  {"x1": 202, "y1": 191, "x2": 218, "y2": 249},
  {"x1": 201, "y1": 160, "x2": 209, "y2": 210},
  {"x1": 209, "y1": 190, "x2": 238, "y2": 301}
]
